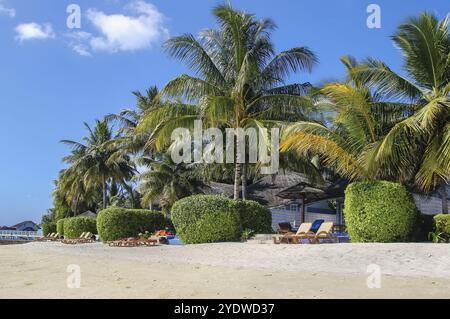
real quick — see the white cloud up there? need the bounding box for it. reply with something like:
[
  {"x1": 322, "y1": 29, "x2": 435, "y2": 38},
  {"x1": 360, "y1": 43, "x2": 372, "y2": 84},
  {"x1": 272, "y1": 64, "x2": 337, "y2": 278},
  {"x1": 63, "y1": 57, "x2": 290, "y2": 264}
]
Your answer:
[
  {"x1": 68, "y1": 1, "x2": 168, "y2": 56},
  {"x1": 0, "y1": 0, "x2": 15, "y2": 18},
  {"x1": 15, "y1": 23, "x2": 55, "y2": 42},
  {"x1": 66, "y1": 31, "x2": 93, "y2": 56}
]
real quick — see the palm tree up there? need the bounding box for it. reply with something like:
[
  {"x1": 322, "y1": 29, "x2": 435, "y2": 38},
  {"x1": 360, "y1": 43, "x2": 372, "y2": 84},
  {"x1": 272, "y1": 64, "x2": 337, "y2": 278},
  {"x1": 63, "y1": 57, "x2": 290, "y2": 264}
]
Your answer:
[
  {"x1": 54, "y1": 165, "x2": 100, "y2": 214},
  {"x1": 138, "y1": 3, "x2": 317, "y2": 200},
  {"x1": 138, "y1": 154, "x2": 206, "y2": 214},
  {"x1": 106, "y1": 86, "x2": 161, "y2": 155},
  {"x1": 351, "y1": 12, "x2": 450, "y2": 213},
  {"x1": 60, "y1": 120, "x2": 136, "y2": 209},
  {"x1": 281, "y1": 56, "x2": 414, "y2": 183}
]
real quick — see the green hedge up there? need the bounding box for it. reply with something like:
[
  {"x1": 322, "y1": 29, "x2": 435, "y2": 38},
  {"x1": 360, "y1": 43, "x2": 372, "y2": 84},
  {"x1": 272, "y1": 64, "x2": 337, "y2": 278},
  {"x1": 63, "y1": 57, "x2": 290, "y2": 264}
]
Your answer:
[
  {"x1": 42, "y1": 222, "x2": 56, "y2": 236},
  {"x1": 434, "y1": 214, "x2": 450, "y2": 234},
  {"x1": 63, "y1": 217, "x2": 97, "y2": 238},
  {"x1": 97, "y1": 208, "x2": 166, "y2": 242},
  {"x1": 234, "y1": 200, "x2": 272, "y2": 233},
  {"x1": 57, "y1": 219, "x2": 66, "y2": 236},
  {"x1": 171, "y1": 195, "x2": 242, "y2": 244},
  {"x1": 344, "y1": 181, "x2": 418, "y2": 242}
]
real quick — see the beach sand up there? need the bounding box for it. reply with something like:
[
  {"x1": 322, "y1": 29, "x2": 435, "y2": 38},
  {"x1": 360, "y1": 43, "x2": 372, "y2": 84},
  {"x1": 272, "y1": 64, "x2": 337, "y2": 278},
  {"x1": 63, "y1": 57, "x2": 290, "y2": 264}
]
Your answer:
[{"x1": 0, "y1": 242, "x2": 449, "y2": 299}]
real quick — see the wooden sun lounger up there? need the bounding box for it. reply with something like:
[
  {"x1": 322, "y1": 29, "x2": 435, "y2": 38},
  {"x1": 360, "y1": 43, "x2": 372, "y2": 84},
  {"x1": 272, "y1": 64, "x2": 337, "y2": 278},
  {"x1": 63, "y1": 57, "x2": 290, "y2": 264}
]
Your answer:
[
  {"x1": 272, "y1": 223, "x2": 312, "y2": 244},
  {"x1": 305, "y1": 222, "x2": 336, "y2": 244},
  {"x1": 38, "y1": 233, "x2": 61, "y2": 242},
  {"x1": 62, "y1": 232, "x2": 95, "y2": 245},
  {"x1": 108, "y1": 237, "x2": 158, "y2": 247},
  {"x1": 37, "y1": 233, "x2": 55, "y2": 241},
  {"x1": 276, "y1": 222, "x2": 293, "y2": 235},
  {"x1": 49, "y1": 233, "x2": 62, "y2": 241}
]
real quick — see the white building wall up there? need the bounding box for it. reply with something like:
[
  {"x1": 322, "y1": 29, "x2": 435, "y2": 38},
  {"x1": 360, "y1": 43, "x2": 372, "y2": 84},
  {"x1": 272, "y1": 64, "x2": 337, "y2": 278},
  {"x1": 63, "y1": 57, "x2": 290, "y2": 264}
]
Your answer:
[
  {"x1": 413, "y1": 194, "x2": 450, "y2": 215},
  {"x1": 270, "y1": 200, "x2": 338, "y2": 231},
  {"x1": 270, "y1": 209, "x2": 301, "y2": 231},
  {"x1": 304, "y1": 213, "x2": 337, "y2": 223}
]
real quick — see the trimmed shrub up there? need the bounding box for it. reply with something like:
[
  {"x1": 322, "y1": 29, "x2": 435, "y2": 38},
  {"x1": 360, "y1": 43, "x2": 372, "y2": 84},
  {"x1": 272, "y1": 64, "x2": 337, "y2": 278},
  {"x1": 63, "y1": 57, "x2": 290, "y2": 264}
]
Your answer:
[
  {"x1": 344, "y1": 181, "x2": 418, "y2": 242},
  {"x1": 171, "y1": 195, "x2": 242, "y2": 244},
  {"x1": 42, "y1": 222, "x2": 56, "y2": 236},
  {"x1": 97, "y1": 208, "x2": 166, "y2": 242},
  {"x1": 63, "y1": 217, "x2": 97, "y2": 238},
  {"x1": 234, "y1": 200, "x2": 272, "y2": 233},
  {"x1": 56, "y1": 219, "x2": 66, "y2": 236},
  {"x1": 434, "y1": 214, "x2": 450, "y2": 234}
]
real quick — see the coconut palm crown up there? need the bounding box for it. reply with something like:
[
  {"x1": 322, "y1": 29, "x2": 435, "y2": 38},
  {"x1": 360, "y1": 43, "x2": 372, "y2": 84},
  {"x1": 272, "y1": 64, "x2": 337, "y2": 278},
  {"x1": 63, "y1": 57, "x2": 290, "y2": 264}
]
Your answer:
[{"x1": 138, "y1": 3, "x2": 318, "y2": 199}]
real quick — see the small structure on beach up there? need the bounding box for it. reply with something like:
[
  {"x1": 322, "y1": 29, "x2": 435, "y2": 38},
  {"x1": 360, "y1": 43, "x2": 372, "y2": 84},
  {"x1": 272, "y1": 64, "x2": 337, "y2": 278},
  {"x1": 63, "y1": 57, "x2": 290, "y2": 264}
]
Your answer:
[
  {"x1": 78, "y1": 210, "x2": 97, "y2": 218},
  {"x1": 207, "y1": 172, "x2": 344, "y2": 231},
  {"x1": 0, "y1": 226, "x2": 16, "y2": 231},
  {"x1": 11, "y1": 221, "x2": 40, "y2": 232}
]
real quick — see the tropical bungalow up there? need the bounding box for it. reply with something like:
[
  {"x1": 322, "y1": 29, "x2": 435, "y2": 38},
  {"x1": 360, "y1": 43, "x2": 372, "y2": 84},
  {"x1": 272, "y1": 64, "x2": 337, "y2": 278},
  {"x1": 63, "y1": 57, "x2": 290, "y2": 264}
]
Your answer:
[
  {"x1": 10, "y1": 221, "x2": 40, "y2": 232},
  {"x1": 210, "y1": 171, "x2": 449, "y2": 232},
  {"x1": 78, "y1": 211, "x2": 97, "y2": 218},
  {"x1": 209, "y1": 172, "x2": 346, "y2": 231},
  {"x1": 413, "y1": 188, "x2": 450, "y2": 215}
]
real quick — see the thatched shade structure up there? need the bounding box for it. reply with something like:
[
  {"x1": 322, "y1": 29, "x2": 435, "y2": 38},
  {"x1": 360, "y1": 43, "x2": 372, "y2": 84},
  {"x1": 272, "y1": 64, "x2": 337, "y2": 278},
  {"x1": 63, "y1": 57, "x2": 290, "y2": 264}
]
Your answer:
[{"x1": 277, "y1": 179, "x2": 348, "y2": 223}]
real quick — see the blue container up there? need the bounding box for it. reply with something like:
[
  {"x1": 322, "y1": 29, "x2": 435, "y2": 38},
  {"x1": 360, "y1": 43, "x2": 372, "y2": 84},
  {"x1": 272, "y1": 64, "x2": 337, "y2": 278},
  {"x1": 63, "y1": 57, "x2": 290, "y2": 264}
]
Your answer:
[{"x1": 168, "y1": 236, "x2": 183, "y2": 245}]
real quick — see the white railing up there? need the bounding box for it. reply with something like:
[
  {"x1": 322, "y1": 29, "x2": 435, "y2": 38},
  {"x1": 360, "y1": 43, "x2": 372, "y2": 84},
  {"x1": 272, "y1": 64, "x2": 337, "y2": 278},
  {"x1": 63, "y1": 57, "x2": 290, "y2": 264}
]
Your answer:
[{"x1": 0, "y1": 230, "x2": 40, "y2": 241}]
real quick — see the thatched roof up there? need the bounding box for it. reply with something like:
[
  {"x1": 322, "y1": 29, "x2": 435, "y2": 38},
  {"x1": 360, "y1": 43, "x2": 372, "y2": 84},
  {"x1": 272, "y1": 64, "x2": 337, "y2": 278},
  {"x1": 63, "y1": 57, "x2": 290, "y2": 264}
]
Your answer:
[
  {"x1": 207, "y1": 172, "x2": 312, "y2": 207},
  {"x1": 277, "y1": 179, "x2": 348, "y2": 204},
  {"x1": 207, "y1": 182, "x2": 235, "y2": 197},
  {"x1": 0, "y1": 226, "x2": 16, "y2": 231},
  {"x1": 11, "y1": 221, "x2": 40, "y2": 229},
  {"x1": 246, "y1": 172, "x2": 311, "y2": 207},
  {"x1": 78, "y1": 211, "x2": 97, "y2": 218}
]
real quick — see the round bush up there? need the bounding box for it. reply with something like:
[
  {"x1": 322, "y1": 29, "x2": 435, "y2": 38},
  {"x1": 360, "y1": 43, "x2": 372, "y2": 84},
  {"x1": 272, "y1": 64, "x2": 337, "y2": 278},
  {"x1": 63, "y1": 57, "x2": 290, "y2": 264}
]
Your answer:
[
  {"x1": 434, "y1": 214, "x2": 450, "y2": 234},
  {"x1": 171, "y1": 195, "x2": 242, "y2": 244},
  {"x1": 42, "y1": 222, "x2": 56, "y2": 236},
  {"x1": 344, "y1": 181, "x2": 418, "y2": 242},
  {"x1": 57, "y1": 219, "x2": 66, "y2": 236},
  {"x1": 234, "y1": 200, "x2": 272, "y2": 233},
  {"x1": 97, "y1": 208, "x2": 166, "y2": 242},
  {"x1": 63, "y1": 217, "x2": 97, "y2": 238}
]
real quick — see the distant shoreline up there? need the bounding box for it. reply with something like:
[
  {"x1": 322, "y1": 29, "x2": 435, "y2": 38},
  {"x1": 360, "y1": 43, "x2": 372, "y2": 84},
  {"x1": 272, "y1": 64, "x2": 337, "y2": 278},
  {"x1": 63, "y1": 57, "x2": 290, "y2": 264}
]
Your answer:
[{"x1": 0, "y1": 241, "x2": 32, "y2": 245}]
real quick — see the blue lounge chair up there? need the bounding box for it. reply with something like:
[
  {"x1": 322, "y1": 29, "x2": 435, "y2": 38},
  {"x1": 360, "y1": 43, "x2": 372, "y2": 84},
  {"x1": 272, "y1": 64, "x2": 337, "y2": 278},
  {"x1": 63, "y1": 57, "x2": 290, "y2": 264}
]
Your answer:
[{"x1": 311, "y1": 219, "x2": 325, "y2": 233}]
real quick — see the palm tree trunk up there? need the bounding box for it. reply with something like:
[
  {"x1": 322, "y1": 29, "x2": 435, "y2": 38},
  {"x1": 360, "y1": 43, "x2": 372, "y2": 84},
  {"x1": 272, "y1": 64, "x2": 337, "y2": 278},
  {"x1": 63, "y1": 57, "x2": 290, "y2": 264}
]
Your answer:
[
  {"x1": 241, "y1": 163, "x2": 247, "y2": 200},
  {"x1": 234, "y1": 162, "x2": 242, "y2": 200},
  {"x1": 233, "y1": 131, "x2": 242, "y2": 200},
  {"x1": 102, "y1": 174, "x2": 107, "y2": 209},
  {"x1": 439, "y1": 184, "x2": 448, "y2": 214}
]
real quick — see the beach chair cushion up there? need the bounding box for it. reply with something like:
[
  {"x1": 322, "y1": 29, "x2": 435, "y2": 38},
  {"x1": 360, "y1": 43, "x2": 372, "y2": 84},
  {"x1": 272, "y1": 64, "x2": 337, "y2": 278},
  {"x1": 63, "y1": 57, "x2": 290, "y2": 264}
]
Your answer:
[
  {"x1": 311, "y1": 220, "x2": 325, "y2": 233},
  {"x1": 278, "y1": 222, "x2": 293, "y2": 234}
]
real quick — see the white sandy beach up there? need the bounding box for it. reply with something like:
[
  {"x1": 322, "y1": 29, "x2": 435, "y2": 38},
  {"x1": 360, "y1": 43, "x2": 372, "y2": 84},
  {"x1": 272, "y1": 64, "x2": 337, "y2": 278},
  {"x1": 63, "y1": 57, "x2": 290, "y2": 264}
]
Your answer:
[{"x1": 0, "y1": 242, "x2": 449, "y2": 299}]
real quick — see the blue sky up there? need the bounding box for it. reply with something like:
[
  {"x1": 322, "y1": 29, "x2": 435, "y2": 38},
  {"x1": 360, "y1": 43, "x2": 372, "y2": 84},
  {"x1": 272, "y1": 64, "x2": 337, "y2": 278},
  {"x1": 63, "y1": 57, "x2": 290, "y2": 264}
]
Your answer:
[{"x1": 0, "y1": 0, "x2": 448, "y2": 225}]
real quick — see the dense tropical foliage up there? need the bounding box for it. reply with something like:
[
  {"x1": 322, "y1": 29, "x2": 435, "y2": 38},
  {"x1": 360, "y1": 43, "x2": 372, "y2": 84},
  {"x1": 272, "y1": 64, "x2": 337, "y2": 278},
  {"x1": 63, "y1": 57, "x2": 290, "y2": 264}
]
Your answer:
[
  {"x1": 56, "y1": 120, "x2": 136, "y2": 213},
  {"x1": 137, "y1": 3, "x2": 318, "y2": 200},
  {"x1": 43, "y1": 6, "x2": 449, "y2": 233},
  {"x1": 282, "y1": 12, "x2": 450, "y2": 213}
]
